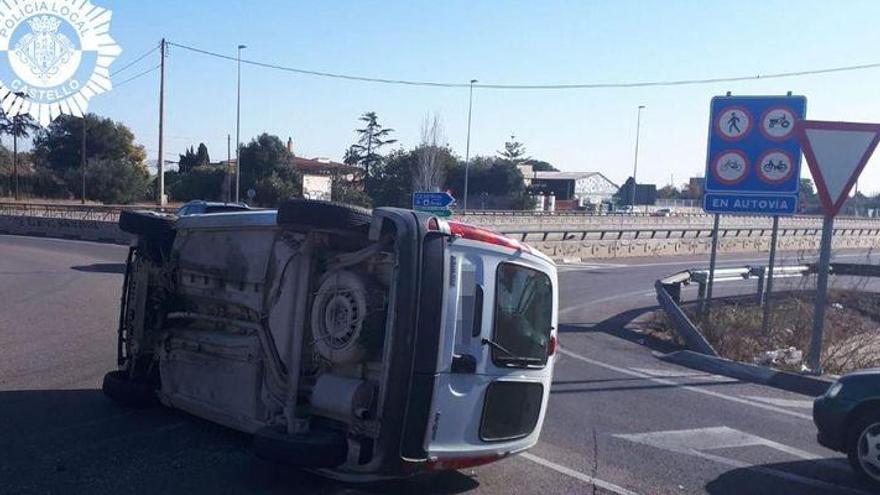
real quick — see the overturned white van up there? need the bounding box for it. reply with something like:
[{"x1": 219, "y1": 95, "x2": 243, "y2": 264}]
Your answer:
[{"x1": 104, "y1": 200, "x2": 558, "y2": 480}]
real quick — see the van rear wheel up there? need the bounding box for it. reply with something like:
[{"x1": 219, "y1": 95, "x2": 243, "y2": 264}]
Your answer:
[
  {"x1": 102, "y1": 370, "x2": 157, "y2": 408},
  {"x1": 254, "y1": 425, "x2": 348, "y2": 468}
]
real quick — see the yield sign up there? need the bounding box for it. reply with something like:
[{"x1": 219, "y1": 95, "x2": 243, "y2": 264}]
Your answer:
[{"x1": 797, "y1": 120, "x2": 880, "y2": 216}]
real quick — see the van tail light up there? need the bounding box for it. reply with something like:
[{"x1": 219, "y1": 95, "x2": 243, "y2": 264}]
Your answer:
[
  {"x1": 425, "y1": 453, "x2": 507, "y2": 471},
  {"x1": 548, "y1": 335, "x2": 558, "y2": 356},
  {"x1": 447, "y1": 221, "x2": 531, "y2": 253}
]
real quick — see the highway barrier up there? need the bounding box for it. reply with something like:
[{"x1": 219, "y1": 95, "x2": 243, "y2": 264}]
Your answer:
[{"x1": 2, "y1": 202, "x2": 880, "y2": 259}]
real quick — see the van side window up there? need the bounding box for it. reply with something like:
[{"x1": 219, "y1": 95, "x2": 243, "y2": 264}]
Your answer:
[
  {"x1": 450, "y1": 255, "x2": 481, "y2": 354},
  {"x1": 492, "y1": 262, "x2": 553, "y2": 367}
]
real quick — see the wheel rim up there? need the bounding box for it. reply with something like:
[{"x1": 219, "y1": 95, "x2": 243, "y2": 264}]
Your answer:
[{"x1": 858, "y1": 422, "x2": 880, "y2": 481}]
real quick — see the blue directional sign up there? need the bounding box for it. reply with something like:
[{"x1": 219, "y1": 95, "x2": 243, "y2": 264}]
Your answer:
[
  {"x1": 413, "y1": 191, "x2": 456, "y2": 214},
  {"x1": 703, "y1": 95, "x2": 807, "y2": 215}
]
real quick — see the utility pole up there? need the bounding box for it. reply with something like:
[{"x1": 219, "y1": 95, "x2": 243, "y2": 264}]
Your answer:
[
  {"x1": 157, "y1": 38, "x2": 167, "y2": 206},
  {"x1": 235, "y1": 44, "x2": 246, "y2": 203},
  {"x1": 630, "y1": 105, "x2": 646, "y2": 209},
  {"x1": 463, "y1": 79, "x2": 477, "y2": 211},
  {"x1": 81, "y1": 117, "x2": 86, "y2": 204},
  {"x1": 227, "y1": 134, "x2": 232, "y2": 203}
]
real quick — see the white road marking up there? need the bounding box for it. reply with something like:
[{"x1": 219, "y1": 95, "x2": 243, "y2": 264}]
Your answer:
[
  {"x1": 558, "y1": 289, "x2": 656, "y2": 317},
  {"x1": 615, "y1": 426, "x2": 819, "y2": 460},
  {"x1": 615, "y1": 427, "x2": 867, "y2": 494},
  {"x1": 559, "y1": 348, "x2": 813, "y2": 420},
  {"x1": 629, "y1": 367, "x2": 729, "y2": 381},
  {"x1": 520, "y1": 452, "x2": 640, "y2": 495},
  {"x1": 744, "y1": 395, "x2": 815, "y2": 409}
]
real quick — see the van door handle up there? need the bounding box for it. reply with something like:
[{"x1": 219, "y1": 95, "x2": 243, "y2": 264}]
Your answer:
[
  {"x1": 451, "y1": 353, "x2": 477, "y2": 374},
  {"x1": 472, "y1": 284, "x2": 484, "y2": 338}
]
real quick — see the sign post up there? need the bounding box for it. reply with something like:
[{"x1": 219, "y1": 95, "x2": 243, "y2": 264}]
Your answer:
[
  {"x1": 413, "y1": 191, "x2": 456, "y2": 217},
  {"x1": 702, "y1": 95, "x2": 807, "y2": 314},
  {"x1": 798, "y1": 120, "x2": 880, "y2": 372}
]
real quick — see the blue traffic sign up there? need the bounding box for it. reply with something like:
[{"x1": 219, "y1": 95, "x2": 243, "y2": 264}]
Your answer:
[
  {"x1": 703, "y1": 95, "x2": 807, "y2": 215},
  {"x1": 413, "y1": 191, "x2": 456, "y2": 211}
]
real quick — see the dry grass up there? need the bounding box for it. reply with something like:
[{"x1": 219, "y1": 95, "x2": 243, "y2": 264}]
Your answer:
[{"x1": 678, "y1": 290, "x2": 880, "y2": 374}]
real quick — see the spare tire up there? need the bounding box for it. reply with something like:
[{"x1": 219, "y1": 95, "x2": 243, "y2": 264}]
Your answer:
[
  {"x1": 119, "y1": 210, "x2": 176, "y2": 260},
  {"x1": 277, "y1": 199, "x2": 372, "y2": 233},
  {"x1": 254, "y1": 425, "x2": 348, "y2": 468}
]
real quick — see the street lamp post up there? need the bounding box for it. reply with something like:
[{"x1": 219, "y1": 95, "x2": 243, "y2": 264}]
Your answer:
[
  {"x1": 235, "y1": 44, "x2": 246, "y2": 203},
  {"x1": 630, "y1": 105, "x2": 646, "y2": 210},
  {"x1": 462, "y1": 79, "x2": 477, "y2": 211}
]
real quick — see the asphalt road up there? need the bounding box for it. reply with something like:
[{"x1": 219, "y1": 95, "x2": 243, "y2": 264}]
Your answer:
[{"x1": 1, "y1": 234, "x2": 877, "y2": 495}]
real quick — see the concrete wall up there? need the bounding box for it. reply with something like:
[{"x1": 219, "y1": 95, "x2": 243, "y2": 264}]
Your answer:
[
  {"x1": 529, "y1": 230, "x2": 880, "y2": 261},
  {"x1": 0, "y1": 215, "x2": 131, "y2": 244}
]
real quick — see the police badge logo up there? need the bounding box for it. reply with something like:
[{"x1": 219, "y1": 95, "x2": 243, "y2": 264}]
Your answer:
[{"x1": 0, "y1": 1, "x2": 121, "y2": 126}]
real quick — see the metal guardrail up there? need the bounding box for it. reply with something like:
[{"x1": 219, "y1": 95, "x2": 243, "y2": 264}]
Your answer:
[
  {"x1": 654, "y1": 262, "x2": 880, "y2": 356},
  {"x1": 655, "y1": 264, "x2": 815, "y2": 356}
]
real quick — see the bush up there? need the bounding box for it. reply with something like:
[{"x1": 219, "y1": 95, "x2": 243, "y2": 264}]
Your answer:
[
  {"x1": 169, "y1": 167, "x2": 227, "y2": 202},
  {"x1": 74, "y1": 159, "x2": 149, "y2": 204}
]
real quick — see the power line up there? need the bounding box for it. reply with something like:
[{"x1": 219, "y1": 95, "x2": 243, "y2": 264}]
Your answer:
[
  {"x1": 111, "y1": 44, "x2": 160, "y2": 77},
  {"x1": 167, "y1": 40, "x2": 880, "y2": 90},
  {"x1": 114, "y1": 64, "x2": 160, "y2": 88}
]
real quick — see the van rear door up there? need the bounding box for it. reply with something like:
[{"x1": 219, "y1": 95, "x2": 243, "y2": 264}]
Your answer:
[{"x1": 423, "y1": 239, "x2": 557, "y2": 463}]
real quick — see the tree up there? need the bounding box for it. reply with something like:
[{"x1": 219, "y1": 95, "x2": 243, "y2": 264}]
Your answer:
[
  {"x1": 169, "y1": 167, "x2": 226, "y2": 202},
  {"x1": 413, "y1": 113, "x2": 447, "y2": 192},
  {"x1": 445, "y1": 156, "x2": 531, "y2": 209},
  {"x1": 238, "y1": 133, "x2": 302, "y2": 206},
  {"x1": 178, "y1": 143, "x2": 210, "y2": 174},
  {"x1": 83, "y1": 158, "x2": 149, "y2": 204},
  {"x1": 33, "y1": 113, "x2": 146, "y2": 200},
  {"x1": 523, "y1": 159, "x2": 558, "y2": 172},
  {"x1": 0, "y1": 99, "x2": 39, "y2": 200},
  {"x1": 368, "y1": 149, "x2": 416, "y2": 207},
  {"x1": 657, "y1": 184, "x2": 682, "y2": 200},
  {"x1": 497, "y1": 135, "x2": 529, "y2": 164},
  {"x1": 347, "y1": 112, "x2": 397, "y2": 179}
]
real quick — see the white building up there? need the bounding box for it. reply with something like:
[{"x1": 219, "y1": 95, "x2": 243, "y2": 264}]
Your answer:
[{"x1": 530, "y1": 171, "x2": 619, "y2": 205}]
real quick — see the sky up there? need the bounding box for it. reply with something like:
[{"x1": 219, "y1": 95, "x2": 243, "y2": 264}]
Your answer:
[{"x1": 79, "y1": 0, "x2": 880, "y2": 193}]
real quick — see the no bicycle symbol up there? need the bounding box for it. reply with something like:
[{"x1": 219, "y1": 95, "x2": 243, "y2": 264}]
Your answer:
[{"x1": 712, "y1": 150, "x2": 748, "y2": 185}]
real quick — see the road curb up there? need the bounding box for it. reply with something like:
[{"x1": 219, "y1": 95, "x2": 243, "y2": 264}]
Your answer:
[{"x1": 659, "y1": 350, "x2": 834, "y2": 397}]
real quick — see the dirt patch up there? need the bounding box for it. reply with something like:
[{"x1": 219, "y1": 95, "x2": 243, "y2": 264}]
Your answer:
[{"x1": 651, "y1": 290, "x2": 880, "y2": 375}]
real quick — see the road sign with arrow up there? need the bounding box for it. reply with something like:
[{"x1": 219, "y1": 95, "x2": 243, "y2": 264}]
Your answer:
[{"x1": 413, "y1": 191, "x2": 456, "y2": 216}]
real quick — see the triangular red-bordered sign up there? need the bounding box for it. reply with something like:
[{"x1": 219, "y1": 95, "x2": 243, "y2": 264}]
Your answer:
[{"x1": 797, "y1": 120, "x2": 880, "y2": 216}]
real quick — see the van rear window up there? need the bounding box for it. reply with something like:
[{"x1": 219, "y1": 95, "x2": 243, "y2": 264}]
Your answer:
[{"x1": 492, "y1": 263, "x2": 553, "y2": 367}]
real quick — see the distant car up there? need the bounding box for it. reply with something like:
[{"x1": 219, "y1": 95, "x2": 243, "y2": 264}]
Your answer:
[
  {"x1": 814, "y1": 370, "x2": 880, "y2": 488},
  {"x1": 175, "y1": 200, "x2": 250, "y2": 216},
  {"x1": 652, "y1": 208, "x2": 675, "y2": 217},
  {"x1": 615, "y1": 205, "x2": 634, "y2": 214}
]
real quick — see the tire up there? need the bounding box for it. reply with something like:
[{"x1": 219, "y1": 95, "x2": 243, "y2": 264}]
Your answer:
[
  {"x1": 119, "y1": 210, "x2": 176, "y2": 260},
  {"x1": 847, "y1": 409, "x2": 880, "y2": 489},
  {"x1": 102, "y1": 370, "x2": 158, "y2": 408},
  {"x1": 254, "y1": 425, "x2": 348, "y2": 468},
  {"x1": 119, "y1": 209, "x2": 176, "y2": 238},
  {"x1": 277, "y1": 199, "x2": 372, "y2": 233}
]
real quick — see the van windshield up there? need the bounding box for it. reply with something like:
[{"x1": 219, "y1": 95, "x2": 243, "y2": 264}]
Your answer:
[{"x1": 492, "y1": 263, "x2": 553, "y2": 367}]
